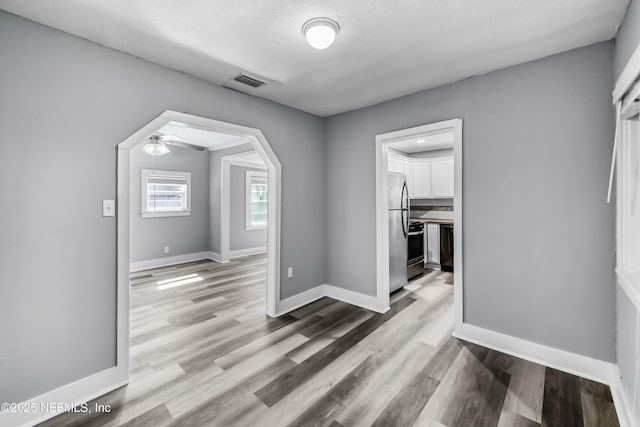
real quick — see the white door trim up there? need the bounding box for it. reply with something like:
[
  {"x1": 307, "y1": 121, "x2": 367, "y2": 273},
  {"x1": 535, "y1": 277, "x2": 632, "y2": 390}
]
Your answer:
[
  {"x1": 374, "y1": 119, "x2": 463, "y2": 327},
  {"x1": 220, "y1": 153, "x2": 267, "y2": 263},
  {"x1": 117, "y1": 110, "x2": 282, "y2": 385}
]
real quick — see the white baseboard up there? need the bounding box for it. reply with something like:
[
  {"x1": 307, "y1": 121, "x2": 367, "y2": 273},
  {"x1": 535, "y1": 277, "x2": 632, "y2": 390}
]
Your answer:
[
  {"x1": 0, "y1": 367, "x2": 127, "y2": 427},
  {"x1": 275, "y1": 285, "x2": 325, "y2": 316},
  {"x1": 208, "y1": 251, "x2": 227, "y2": 263},
  {"x1": 229, "y1": 246, "x2": 267, "y2": 259},
  {"x1": 274, "y1": 283, "x2": 389, "y2": 318},
  {"x1": 454, "y1": 323, "x2": 618, "y2": 383},
  {"x1": 130, "y1": 251, "x2": 215, "y2": 272},
  {"x1": 454, "y1": 322, "x2": 632, "y2": 426},
  {"x1": 609, "y1": 374, "x2": 634, "y2": 427},
  {"x1": 324, "y1": 284, "x2": 389, "y2": 313}
]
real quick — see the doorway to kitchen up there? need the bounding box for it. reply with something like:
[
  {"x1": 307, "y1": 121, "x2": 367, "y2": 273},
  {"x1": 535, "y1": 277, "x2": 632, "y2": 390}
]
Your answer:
[
  {"x1": 374, "y1": 119, "x2": 463, "y2": 332},
  {"x1": 115, "y1": 110, "x2": 281, "y2": 384}
]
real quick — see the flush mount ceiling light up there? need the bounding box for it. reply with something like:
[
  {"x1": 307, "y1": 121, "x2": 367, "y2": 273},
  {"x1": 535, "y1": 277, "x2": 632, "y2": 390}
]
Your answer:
[
  {"x1": 303, "y1": 18, "x2": 340, "y2": 50},
  {"x1": 416, "y1": 139, "x2": 425, "y2": 144},
  {"x1": 142, "y1": 135, "x2": 170, "y2": 156}
]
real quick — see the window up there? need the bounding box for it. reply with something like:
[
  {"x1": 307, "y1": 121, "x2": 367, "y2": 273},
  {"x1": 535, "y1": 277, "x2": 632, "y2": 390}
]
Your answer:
[
  {"x1": 613, "y1": 75, "x2": 640, "y2": 294},
  {"x1": 141, "y1": 169, "x2": 192, "y2": 218},
  {"x1": 246, "y1": 171, "x2": 268, "y2": 230}
]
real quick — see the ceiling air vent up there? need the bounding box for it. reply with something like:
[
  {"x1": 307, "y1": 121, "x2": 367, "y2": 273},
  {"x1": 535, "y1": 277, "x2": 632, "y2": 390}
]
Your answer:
[{"x1": 233, "y1": 74, "x2": 266, "y2": 88}]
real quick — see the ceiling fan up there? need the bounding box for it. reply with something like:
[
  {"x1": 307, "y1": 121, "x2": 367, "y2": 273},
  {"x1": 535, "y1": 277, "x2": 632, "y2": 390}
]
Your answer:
[{"x1": 141, "y1": 132, "x2": 205, "y2": 156}]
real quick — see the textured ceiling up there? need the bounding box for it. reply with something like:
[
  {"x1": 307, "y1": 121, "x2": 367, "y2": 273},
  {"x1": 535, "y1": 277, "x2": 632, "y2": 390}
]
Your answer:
[{"x1": 0, "y1": 0, "x2": 630, "y2": 116}]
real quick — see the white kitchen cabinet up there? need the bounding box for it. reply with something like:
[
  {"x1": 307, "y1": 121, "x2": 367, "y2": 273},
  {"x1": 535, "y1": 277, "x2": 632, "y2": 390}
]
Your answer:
[
  {"x1": 406, "y1": 161, "x2": 414, "y2": 199},
  {"x1": 388, "y1": 154, "x2": 406, "y2": 174},
  {"x1": 426, "y1": 223, "x2": 440, "y2": 265},
  {"x1": 431, "y1": 158, "x2": 454, "y2": 198},
  {"x1": 389, "y1": 154, "x2": 414, "y2": 198},
  {"x1": 388, "y1": 153, "x2": 453, "y2": 199},
  {"x1": 412, "y1": 160, "x2": 432, "y2": 198}
]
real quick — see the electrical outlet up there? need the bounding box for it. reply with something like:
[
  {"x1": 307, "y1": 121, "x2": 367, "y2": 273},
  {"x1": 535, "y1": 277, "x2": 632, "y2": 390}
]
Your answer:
[
  {"x1": 102, "y1": 200, "x2": 115, "y2": 217},
  {"x1": 164, "y1": 246, "x2": 170, "y2": 254},
  {"x1": 287, "y1": 267, "x2": 293, "y2": 278}
]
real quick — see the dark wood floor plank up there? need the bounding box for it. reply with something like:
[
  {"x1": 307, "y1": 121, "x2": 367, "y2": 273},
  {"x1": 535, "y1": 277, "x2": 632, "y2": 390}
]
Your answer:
[
  {"x1": 542, "y1": 368, "x2": 584, "y2": 427},
  {"x1": 581, "y1": 393, "x2": 619, "y2": 427},
  {"x1": 580, "y1": 378, "x2": 619, "y2": 427},
  {"x1": 579, "y1": 377, "x2": 615, "y2": 402}
]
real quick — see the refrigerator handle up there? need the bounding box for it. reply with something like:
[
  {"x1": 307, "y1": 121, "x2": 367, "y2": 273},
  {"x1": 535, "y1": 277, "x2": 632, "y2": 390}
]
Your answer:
[
  {"x1": 405, "y1": 183, "x2": 410, "y2": 235},
  {"x1": 401, "y1": 181, "x2": 408, "y2": 211},
  {"x1": 401, "y1": 182, "x2": 408, "y2": 238}
]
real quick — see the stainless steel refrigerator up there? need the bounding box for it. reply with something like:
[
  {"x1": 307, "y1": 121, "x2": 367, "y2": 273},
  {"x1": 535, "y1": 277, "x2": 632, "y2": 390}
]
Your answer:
[{"x1": 388, "y1": 172, "x2": 409, "y2": 293}]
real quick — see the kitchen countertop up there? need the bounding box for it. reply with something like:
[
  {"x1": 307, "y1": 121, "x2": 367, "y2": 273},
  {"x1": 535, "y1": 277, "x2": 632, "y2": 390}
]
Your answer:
[{"x1": 410, "y1": 218, "x2": 454, "y2": 225}]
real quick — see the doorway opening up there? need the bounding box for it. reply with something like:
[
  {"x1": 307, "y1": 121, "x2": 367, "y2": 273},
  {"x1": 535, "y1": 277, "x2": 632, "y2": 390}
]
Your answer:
[
  {"x1": 374, "y1": 119, "x2": 463, "y2": 331},
  {"x1": 115, "y1": 110, "x2": 281, "y2": 381}
]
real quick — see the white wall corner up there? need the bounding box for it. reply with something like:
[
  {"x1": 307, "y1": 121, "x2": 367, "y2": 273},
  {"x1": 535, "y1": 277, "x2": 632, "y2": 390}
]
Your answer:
[
  {"x1": 324, "y1": 284, "x2": 389, "y2": 314},
  {"x1": 207, "y1": 251, "x2": 228, "y2": 264},
  {"x1": 275, "y1": 285, "x2": 326, "y2": 316},
  {"x1": 274, "y1": 284, "x2": 391, "y2": 318},
  {"x1": 608, "y1": 373, "x2": 635, "y2": 427}
]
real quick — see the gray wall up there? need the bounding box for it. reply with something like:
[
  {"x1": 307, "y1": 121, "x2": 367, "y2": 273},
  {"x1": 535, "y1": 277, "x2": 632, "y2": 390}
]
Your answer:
[
  {"x1": 208, "y1": 143, "x2": 254, "y2": 254},
  {"x1": 614, "y1": 2, "x2": 640, "y2": 422},
  {"x1": 0, "y1": 10, "x2": 325, "y2": 403},
  {"x1": 614, "y1": 0, "x2": 640, "y2": 79},
  {"x1": 325, "y1": 41, "x2": 616, "y2": 362},
  {"x1": 230, "y1": 165, "x2": 268, "y2": 251},
  {"x1": 129, "y1": 145, "x2": 210, "y2": 263}
]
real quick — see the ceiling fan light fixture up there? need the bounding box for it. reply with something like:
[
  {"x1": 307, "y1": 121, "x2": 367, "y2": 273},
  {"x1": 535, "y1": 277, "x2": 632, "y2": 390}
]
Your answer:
[
  {"x1": 303, "y1": 18, "x2": 339, "y2": 50},
  {"x1": 142, "y1": 137, "x2": 170, "y2": 156}
]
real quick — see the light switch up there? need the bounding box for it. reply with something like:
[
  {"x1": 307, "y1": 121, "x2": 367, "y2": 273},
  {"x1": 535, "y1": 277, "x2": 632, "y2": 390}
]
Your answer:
[
  {"x1": 287, "y1": 267, "x2": 293, "y2": 278},
  {"x1": 102, "y1": 200, "x2": 115, "y2": 217}
]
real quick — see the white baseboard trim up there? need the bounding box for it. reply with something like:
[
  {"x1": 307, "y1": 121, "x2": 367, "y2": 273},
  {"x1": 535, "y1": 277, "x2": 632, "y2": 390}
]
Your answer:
[
  {"x1": 454, "y1": 322, "x2": 632, "y2": 426},
  {"x1": 454, "y1": 323, "x2": 617, "y2": 383},
  {"x1": 274, "y1": 283, "x2": 389, "y2": 318},
  {"x1": 609, "y1": 375, "x2": 634, "y2": 427},
  {"x1": 130, "y1": 251, "x2": 215, "y2": 272},
  {"x1": 324, "y1": 284, "x2": 389, "y2": 313},
  {"x1": 1, "y1": 367, "x2": 127, "y2": 427},
  {"x1": 275, "y1": 285, "x2": 325, "y2": 316},
  {"x1": 229, "y1": 246, "x2": 267, "y2": 259},
  {"x1": 208, "y1": 251, "x2": 227, "y2": 263}
]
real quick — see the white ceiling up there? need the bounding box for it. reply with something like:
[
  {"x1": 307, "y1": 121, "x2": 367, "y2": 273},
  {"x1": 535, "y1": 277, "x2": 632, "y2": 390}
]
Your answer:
[
  {"x1": 231, "y1": 151, "x2": 266, "y2": 168},
  {"x1": 389, "y1": 130, "x2": 454, "y2": 154},
  {"x1": 157, "y1": 121, "x2": 249, "y2": 151},
  {"x1": 0, "y1": 0, "x2": 630, "y2": 116}
]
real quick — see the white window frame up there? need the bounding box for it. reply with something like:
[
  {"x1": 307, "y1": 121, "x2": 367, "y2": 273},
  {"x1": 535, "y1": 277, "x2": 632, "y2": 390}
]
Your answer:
[
  {"x1": 140, "y1": 169, "x2": 192, "y2": 218},
  {"x1": 245, "y1": 170, "x2": 268, "y2": 230}
]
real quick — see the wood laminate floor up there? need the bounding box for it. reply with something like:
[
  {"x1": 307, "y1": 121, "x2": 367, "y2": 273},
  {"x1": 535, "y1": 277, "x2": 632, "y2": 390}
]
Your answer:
[{"x1": 39, "y1": 256, "x2": 619, "y2": 427}]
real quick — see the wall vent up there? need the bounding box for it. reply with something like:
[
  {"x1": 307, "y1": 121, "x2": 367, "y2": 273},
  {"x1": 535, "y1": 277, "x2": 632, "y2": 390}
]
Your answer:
[{"x1": 233, "y1": 74, "x2": 266, "y2": 88}]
